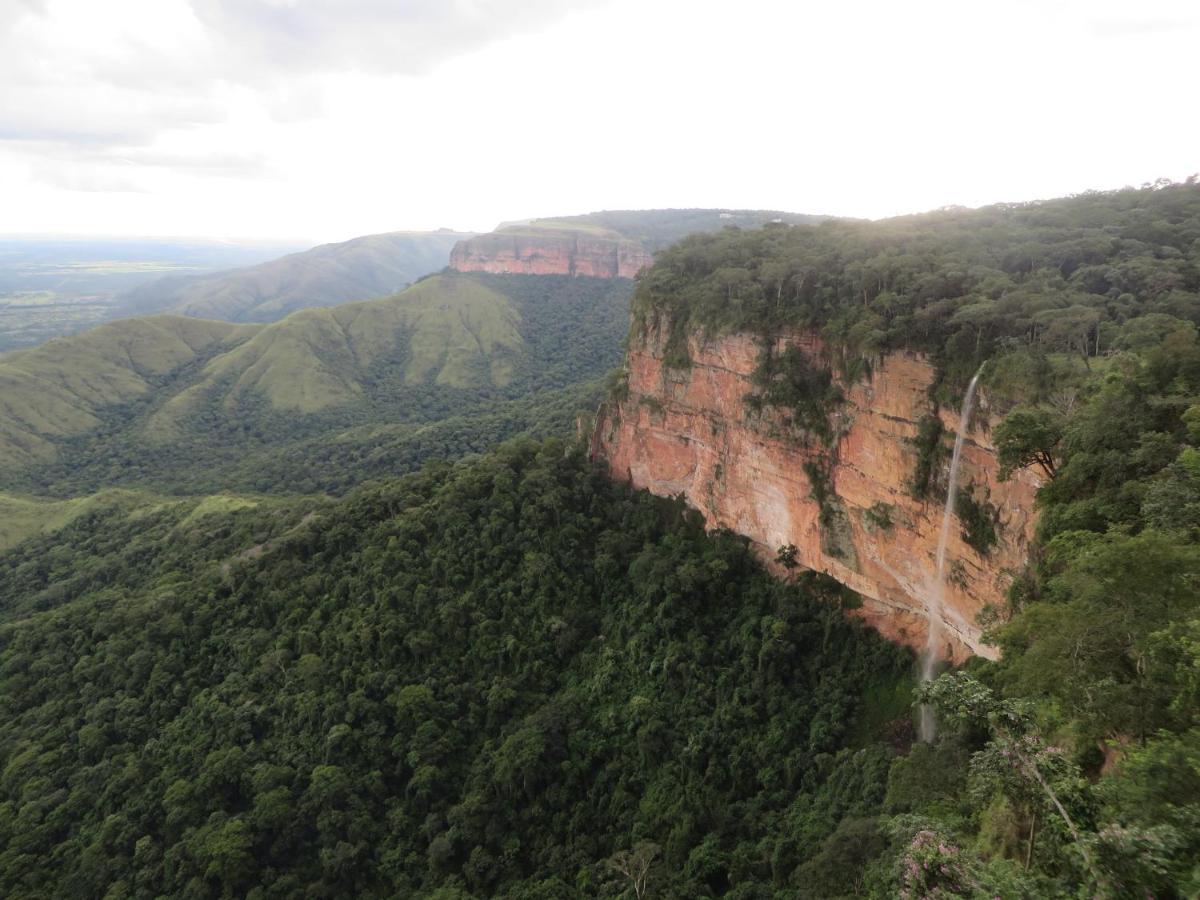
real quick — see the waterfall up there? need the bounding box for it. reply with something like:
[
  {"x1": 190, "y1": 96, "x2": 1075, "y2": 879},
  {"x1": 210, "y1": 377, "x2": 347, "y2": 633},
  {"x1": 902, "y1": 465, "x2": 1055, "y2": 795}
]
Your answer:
[{"x1": 918, "y1": 365, "x2": 985, "y2": 742}]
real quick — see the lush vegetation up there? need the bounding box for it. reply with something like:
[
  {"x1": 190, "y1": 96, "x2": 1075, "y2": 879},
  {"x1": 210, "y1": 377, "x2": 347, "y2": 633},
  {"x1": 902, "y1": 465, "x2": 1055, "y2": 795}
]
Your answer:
[
  {"x1": 633, "y1": 180, "x2": 1200, "y2": 395},
  {"x1": 1, "y1": 273, "x2": 628, "y2": 496},
  {"x1": 0, "y1": 488, "x2": 181, "y2": 552},
  {"x1": 6, "y1": 185, "x2": 1200, "y2": 896},
  {"x1": 17, "y1": 378, "x2": 604, "y2": 497},
  {"x1": 0, "y1": 440, "x2": 915, "y2": 898},
  {"x1": 604, "y1": 183, "x2": 1200, "y2": 896}
]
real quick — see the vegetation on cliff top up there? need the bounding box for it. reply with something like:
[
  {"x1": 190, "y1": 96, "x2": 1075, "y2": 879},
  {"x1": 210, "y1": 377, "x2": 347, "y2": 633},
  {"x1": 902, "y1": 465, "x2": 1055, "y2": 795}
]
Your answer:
[
  {"x1": 524, "y1": 209, "x2": 828, "y2": 251},
  {"x1": 631, "y1": 180, "x2": 1200, "y2": 390},
  {"x1": 610, "y1": 182, "x2": 1200, "y2": 895}
]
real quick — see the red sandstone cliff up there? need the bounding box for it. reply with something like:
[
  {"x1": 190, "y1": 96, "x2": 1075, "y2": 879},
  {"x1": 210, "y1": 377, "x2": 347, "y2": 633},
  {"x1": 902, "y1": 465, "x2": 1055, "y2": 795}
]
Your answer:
[
  {"x1": 591, "y1": 317, "x2": 1042, "y2": 662},
  {"x1": 449, "y1": 228, "x2": 652, "y2": 278}
]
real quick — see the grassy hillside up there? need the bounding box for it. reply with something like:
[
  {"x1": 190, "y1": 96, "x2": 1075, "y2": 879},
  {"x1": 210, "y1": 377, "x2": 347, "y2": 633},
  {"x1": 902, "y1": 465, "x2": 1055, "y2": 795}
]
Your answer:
[
  {"x1": 0, "y1": 489, "x2": 155, "y2": 552},
  {"x1": 0, "y1": 488, "x2": 276, "y2": 553},
  {"x1": 119, "y1": 231, "x2": 472, "y2": 324},
  {"x1": 0, "y1": 316, "x2": 253, "y2": 468},
  {"x1": 148, "y1": 274, "x2": 523, "y2": 435},
  {"x1": 0, "y1": 273, "x2": 630, "y2": 495}
]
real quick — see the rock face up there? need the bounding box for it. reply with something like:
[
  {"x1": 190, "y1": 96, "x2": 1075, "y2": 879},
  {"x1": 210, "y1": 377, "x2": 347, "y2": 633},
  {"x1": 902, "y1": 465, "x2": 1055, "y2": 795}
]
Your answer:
[
  {"x1": 591, "y1": 318, "x2": 1042, "y2": 662},
  {"x1": 449, "y1": 228, "x2": 652, "y2": 278}
]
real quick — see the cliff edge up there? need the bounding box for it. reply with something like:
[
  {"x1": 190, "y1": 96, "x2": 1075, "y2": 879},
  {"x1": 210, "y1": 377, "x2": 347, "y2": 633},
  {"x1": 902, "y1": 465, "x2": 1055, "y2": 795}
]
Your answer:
[
  {"x1": 450, "y1": 227, "x2": 652, "y2": 278},
  {"x1": 592, "y1": 317, "x2": 1042, "y2": 662}
]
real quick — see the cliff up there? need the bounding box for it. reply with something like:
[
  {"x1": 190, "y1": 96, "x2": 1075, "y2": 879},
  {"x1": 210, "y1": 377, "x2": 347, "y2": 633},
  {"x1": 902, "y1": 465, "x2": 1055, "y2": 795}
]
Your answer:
[
  {"x1": 591, "y1": 318, "x2": 1042, "y2": 662},
  {"x1": 449, "y1": 227, "x2": 652, "y2": 278}
]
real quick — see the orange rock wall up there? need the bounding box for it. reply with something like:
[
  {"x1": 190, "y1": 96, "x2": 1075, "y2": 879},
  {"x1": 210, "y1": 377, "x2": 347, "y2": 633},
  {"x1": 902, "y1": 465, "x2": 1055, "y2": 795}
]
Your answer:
[
  {"x1": 449, "y1": 231, "x2": 652, "y2": 278},
  {"x1": 592, "y1": 318, "x2": 1042, "y2": 662}
]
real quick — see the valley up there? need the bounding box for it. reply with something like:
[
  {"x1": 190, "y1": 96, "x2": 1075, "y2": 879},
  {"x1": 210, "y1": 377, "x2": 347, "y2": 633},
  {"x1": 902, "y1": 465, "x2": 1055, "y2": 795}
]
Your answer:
[
  {"x1": 1, "y1": 188, "x2": 1199, "y2": 897},
  {"x1": 0, "y1": 271, "x2": 631, "y2": 495},
  {"x1": 0, "y1": 237, "x2": 306, "y2": 351}
]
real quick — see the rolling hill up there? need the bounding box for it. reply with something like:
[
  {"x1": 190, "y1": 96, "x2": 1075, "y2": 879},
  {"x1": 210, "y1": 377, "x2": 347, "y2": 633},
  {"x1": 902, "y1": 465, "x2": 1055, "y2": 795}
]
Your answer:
[
  {"x1": 0, "y1": 316, "x2": 253, "y2": 468},
  {"x1": 118, "y1": 230, "x2": 473, "y2": 323},
  {"x1": 0, "y1": 271, "x2": 631, "y2": 494}
]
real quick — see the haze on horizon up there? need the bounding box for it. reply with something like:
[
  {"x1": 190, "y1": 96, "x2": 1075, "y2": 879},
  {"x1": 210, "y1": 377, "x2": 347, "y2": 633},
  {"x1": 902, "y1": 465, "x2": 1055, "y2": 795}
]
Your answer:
[{"x1": 1, "y1": 0, "x2": 1197, "y2": 244}]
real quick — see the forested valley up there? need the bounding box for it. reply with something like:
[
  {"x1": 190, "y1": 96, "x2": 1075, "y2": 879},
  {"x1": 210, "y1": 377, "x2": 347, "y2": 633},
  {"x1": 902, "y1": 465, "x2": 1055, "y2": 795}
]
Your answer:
[
  {"x1": 2, "y1": 184, "x2": 1199, "y2": 897},
  {"x1": 0, "y1": 440, "x2": 916, "y2": 897}
]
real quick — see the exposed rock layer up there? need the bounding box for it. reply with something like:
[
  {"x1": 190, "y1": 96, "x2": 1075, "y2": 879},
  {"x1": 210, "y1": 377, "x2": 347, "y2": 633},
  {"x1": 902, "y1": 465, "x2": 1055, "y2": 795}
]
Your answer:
[
  {"x1": 592, "y1": 319, "x2": 1041, "y2": 662},
  {"x1": 450, "y1": 229, "x2": 652, "y2": 278}
]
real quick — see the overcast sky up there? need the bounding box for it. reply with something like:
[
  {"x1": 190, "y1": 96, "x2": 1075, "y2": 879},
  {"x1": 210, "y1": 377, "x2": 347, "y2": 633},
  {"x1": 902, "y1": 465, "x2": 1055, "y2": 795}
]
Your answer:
[{"x1": 1, "y1": 0, "x2": 1197, "y2": 243}]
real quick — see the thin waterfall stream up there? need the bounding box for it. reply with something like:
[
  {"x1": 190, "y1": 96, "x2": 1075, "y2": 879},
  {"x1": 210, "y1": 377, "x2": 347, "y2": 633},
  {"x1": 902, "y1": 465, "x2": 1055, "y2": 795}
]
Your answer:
[{"x1": 918, "y1": 365, "x2": 985, "y2": 742}]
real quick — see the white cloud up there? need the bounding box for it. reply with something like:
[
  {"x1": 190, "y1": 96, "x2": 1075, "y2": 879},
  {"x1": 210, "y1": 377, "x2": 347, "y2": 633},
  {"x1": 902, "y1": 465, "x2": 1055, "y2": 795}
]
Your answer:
[
  {"x1": 0, "y1": 0, "x2": 1197, "y2": 240},
  {"x1": 190, "y1": 0, "x2": 615, "y2": 76}
]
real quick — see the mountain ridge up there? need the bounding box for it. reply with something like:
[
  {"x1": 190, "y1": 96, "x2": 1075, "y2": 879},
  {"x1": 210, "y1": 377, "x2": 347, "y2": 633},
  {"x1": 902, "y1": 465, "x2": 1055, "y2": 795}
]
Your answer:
[
  {"x1": 0, "y1": 272, "x2": 632, "y2": 494},
  {"x1": 119, "y1": 230, "x2": 474, "y2": 323}
]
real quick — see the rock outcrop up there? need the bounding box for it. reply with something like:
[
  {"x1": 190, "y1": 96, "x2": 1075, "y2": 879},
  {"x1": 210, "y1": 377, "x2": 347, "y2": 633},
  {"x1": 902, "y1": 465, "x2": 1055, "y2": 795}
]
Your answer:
[
  {"x1": 450, "y1": 228, "x2": 652, "y2": 279},
  {"x1": 591, "y1": 318, "x2": 1042, "y2": 662}
]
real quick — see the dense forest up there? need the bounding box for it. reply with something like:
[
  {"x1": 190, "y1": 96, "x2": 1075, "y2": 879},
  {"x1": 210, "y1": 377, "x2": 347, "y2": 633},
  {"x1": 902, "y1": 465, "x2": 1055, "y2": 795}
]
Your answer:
[
  {"x1": 615, "y1": 182, "x2": 1200, "y2": 896},
  {"x1": 0, "y1": 441, "x2": 916, "y2": 898},
  {"x1": 3, "y1": 184, "x2": 1200, "y2": 896},
  {"x1": 635, "y1": 180, "x2": 1200, "y2": 391}
]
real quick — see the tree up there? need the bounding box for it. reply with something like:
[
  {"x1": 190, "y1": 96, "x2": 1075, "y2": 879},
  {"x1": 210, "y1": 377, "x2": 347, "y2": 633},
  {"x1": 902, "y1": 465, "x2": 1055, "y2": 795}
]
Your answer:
[
  {"x1": 775, "y1": 544, "x2": 799, "y2": 571},
  {"x1": 994, "y1": 406, "x2": 1063, "y2": 480},
  {"x1": 919, "y1": 674, "x2": 1104, "y2": 887},
  {"x1": 607, "y1": 841, "x2": 660, "y2": 899}
]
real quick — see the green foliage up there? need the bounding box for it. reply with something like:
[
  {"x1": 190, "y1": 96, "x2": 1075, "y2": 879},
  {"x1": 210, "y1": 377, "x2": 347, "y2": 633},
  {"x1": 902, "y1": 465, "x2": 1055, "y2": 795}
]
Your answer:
[
  {"x1": 775, "y1": 543, "x2": 799, "y2": 570},
  {"x1": 994, "y1": 406, "x2": 1063, "y2": 481},
  {"x1": 746, "y1": 345, "x2": 843, "y2": 443},
  {"x1": 883, "y1": 741, "x2": 970, "y2": 816},
  {"x1": 863, "y1": 501, "x2": 895, "y2": 533},
  {"x1": 923, "y1": 316, "x2": 1200, "y2": 893},
  {"x1": 0, "y1": 488, "x2": 166, "y2": 552},
  {"x1": 532, "y1": 208, "x2": 826, "y2": 252},
  {"x1": 7, "y1": 186, "x2": 1200, "y2": 897},
  {"x1": 0, "y1": 274, "x2": 629, "y2": 496},
  {"x1": 628, "y1": 182, "x2": 1200, "y2": 406},
  {"x1": 914, "y1": 673, "x2": 1200, "y2": 895},
  {"x1": 0, "y1": 315, "x2": 251, "y2": 468},
  {"x1": 803, "y1": 459, "x2": 836, "y2": 527},
  {"x1": 0, "y1": 440, "x2": 913, "y2": 897},
  {"x1": 997, "y1": 530, "x2": 1200, "y2": 741},
  {"x1": 792, "y1": 817, "x2": 886, "y2": 898},
  {"x1": 955, "y1": 487, "x2": 999, "y2": 556},
  {"x1": 908, "y1": 414, "x2": 946, "y2": 499}
]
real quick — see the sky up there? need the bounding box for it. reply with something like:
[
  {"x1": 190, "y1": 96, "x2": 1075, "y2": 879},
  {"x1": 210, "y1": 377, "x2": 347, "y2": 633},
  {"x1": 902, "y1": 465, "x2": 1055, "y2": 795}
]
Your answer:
[{"x1": 1, "y1": 0, "x2": 1197, "y2": 243}]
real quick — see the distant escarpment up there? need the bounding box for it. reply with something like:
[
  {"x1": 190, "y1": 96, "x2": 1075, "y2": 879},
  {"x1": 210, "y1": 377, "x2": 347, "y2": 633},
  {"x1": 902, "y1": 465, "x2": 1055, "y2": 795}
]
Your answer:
[
  {"x1": 592, "y1": 318, "x2": 1042, "y2": 662},
  {"x1": 450, "y1": 227, "x2": 652, "y2": 279}
]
